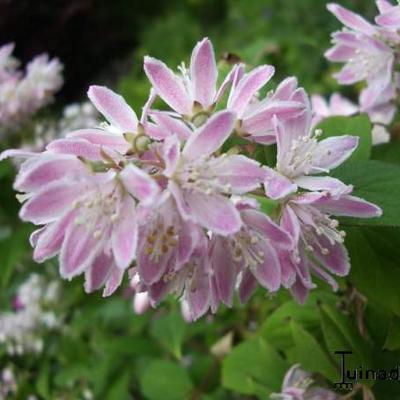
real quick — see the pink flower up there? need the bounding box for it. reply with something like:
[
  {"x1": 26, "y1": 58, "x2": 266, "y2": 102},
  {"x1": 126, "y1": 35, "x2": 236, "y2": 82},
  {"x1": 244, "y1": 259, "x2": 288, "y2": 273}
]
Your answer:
[
  {"x1": 271, "y1": 364, "x2": 339, "y2": 400},
  {"x1": 13, "y1": 151, "x2": 159, "y2": 296},
  {"x1": 311, "y1": 93, "x2": 358, "y2": 127},
  {"x1": 326, "y1": 3, "x2": 395, "y2": 105},
  {"x1": 376, "y1": 0, "x2": 400, "y2": 32},
  {"x1": 144, "y1": 38, "x2": 305, "y2": 144},
  {"x1": 264, "y1": 92, "x2": 358, "y2": 200},
  {"x1": 161, "y1": 111, "x2": 265, "y2": 235},
  {"x1": 209, "y1": 200, "x2": 292, "y2": 309},
  {"x1": 279, "y1": 191, "x2": 381, "y2": 303}
]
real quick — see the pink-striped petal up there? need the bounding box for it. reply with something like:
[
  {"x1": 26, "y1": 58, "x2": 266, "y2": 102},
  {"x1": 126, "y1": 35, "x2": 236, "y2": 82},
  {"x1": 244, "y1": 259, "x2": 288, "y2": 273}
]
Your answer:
[
  {"x1": 161, "y1": 134, "x2": 180, "y2": 177},
  {"x1": 327, "y1": 3, "x2": 376, "y2": 35},
  {"x1": 313, "y1": 135, "x2": 358, "y2": 171},
  {"x1": 87, "y1": 85, "x2": 138, "y2": 132},
  {"x1": 184, "y1": 190, "x2": 242, "y2": 235},
  {"x1": 376, "y1": 7, "x2": 400, "y2": 28},
  {"x1": 144, "y1": 56, "x2": 192, "y2": 115},
  {"x1": 190, "y1": 37, "x2": 217, "y2": 109},
  {"x1": 182, "y1": 110, "x2": 235, "y2": 160},
  {"x1": 238, "y1": 269, "x2": 258, "y2": 304},
  {"x1": 112, "y1": 197, "x2": 138, "y2": 269},
  {"x1": 294, "y1": 176, "x2": 352, "y2": 196},
  {"x1": 228, "y1": 65, "x2": 275, "y2": 117},
  {"x1": 281, "y1": 205, "x2": 301, "y2": 245},
  {"x1": 103, "y1": 266, "x2": 124, "y2": 297},
  {"x1": 84, "y1": 252, "x2": 113, "y2": 293},
  {"x1": 20, "y1": 181, "x2": 83, "y2": 225},
  {"x1": 264, "y1": 167, "x2": 297, "y2": 200},
  {"x1": 150, "y1": 111, "x2": 191, "y2": 140},
  {"x1": 120, "y1": 164, "x2": 159, "y2": 205},
  {"x1": 46, "y1": 138, "x2": 103, "y2": 161}
]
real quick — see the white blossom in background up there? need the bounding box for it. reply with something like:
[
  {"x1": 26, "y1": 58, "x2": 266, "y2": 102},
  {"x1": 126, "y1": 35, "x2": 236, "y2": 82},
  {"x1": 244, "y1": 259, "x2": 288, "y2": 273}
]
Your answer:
[
  {"x1": 0, "y1": 43, "x2": 63, "y2": 133},
  {"x1": 0, "y1": 274, "x2": 61, "y2": 356},
  {"x1": 0, "y1": 368, "x2": 17, "y2": 400}
]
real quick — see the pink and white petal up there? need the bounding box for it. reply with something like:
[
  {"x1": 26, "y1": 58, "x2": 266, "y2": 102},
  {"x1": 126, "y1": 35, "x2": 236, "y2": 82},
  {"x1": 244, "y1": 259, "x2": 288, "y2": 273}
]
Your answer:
[
  {"x1": 84, "y1": 252, "x2": 113, "y2": 293},
  {"x1": 150, "y1": 111, "x2": 191, "y2": 141},
  {"x1": 242, "y1": 101, "x2": 305, "y2": 134},
  {"x1": 67, "y1": 129, "x2": 129, "y2": 154},
  {"x1": 133, "y1": 292, "x2": 151, "y2": 314},
  {"x1": 103, "y1": 265, "x2": 124, "y2": 297},
  {"x1": 20, "y1": 181, "x2": 83, "y2": 225},
  {"x1": 376, "y1": 7, "x2": 400, "y2": 28},
  {"x1": 213, "y1": 155, "x2": 264, "y2": 194},
  {"x1": 183, "y1": 110, "x2": 235, "y2": 160},
  {"x1": 312, "y1": 235, "x2": 350, "y2": 277},
  {"x1": 294, "y1": 176, "x2": 352, "y2": 196},
  {"x1": 290, "y1": 278, "x2": 310, "y2": 304},
  {"x1": 251, "y1": 240, "x2": 281, "y2": 292},
  {"x1": 264, "y1": 167, "x2": 297, "y2": 200},
  {"x1": 278, "y1": 250, "x2": 297, "y2": 288},
  {"x1": 185, "y1": 267, "x2": 210, "y2": 321},
  {"x1": 33, "y1": 209, "x2": 77, "y2": 262},
  {"x1": 15, "y1": 155, "x2": 85, "y2": 192},
  {"x1": 169, "y1": 181, "x2": 193, "y2": 220},
  {"x1": 281, "y1": 205, "x2": 301, "y2": 245},
  {"x1": 30, "y1": 227, "x2": 46, "y2": 247},
  {"x1": 210, "y1": 237, "x2": 236, "y2": 306},
  {"x1": 190, "y1": 37, "x2": 217, "y2": 109},
  {"x1": 215, "y1": 63, "x2": 245, "y2": 103},
  {"x1": 138, "y1": 242, "x2": 172, "y2": 285},
  {"x1": 376, "y1": 0, "x2": 394, "y2": 13},
  {"x1": 120, "y1": 164, "x2": 159, "y2": 205},
  {"x1": 242, "y1": 209, "x2": 292, "y2": 248},
  {"x1": 0, "y1": 149, "x2": 37, "y2": 161},
  {"x1": 311, "y1": 95, "x2": 330, "y2": 117},
  {"x1": 238, "y1": 269, "x2": 258, "y2": 304},
  {"x1": 144, "y1": 56, "x2": 192, "y2": 115},
  {"x1": 184, "y1": 190, "x2": 242, "y2": 235},
  {"x1": 59, "y1": 223, "x2": 104, "y2": 279},
  {"x1": 177, "y1": 222, "x2": 197, "y2": 266},
  {"x1": 161, "y1": 134, "x2": 180, "y2": 177},
  {"x1": 327, "y1": 3, "x2": 376, "y2": 35},
  {"x1": 333, "y1": 66, "x2": 361, "y2": 85},
  {"x1": 87, "y1": 85, "x2": 138, "y2": 132},
  {"x1": 330, "y1": 93, "x2": 359, "y2": 115},
  {"x1": 310, "y1": 262, "x2": 339, "y2": 292},
  {"x1": 324, "y1": 44, "x2": 356, "y2": 63},
  {"x1": 112, "y1": 197, "x2": 138, "y2": 269},
  {"x1": 228, "y1": 65, "x2": 275, "y2": 117},
  {"x1": 313, "y1": 135, "x2": 358, "y2": 171},
  {"x1": 140, "y1": 88, "x2": 157, "y2": 125},
  {"x1": 272, "y1": 77, "x2": 298, "y2": 101},
  {"x1": 46, "y1": 138, "x2": 103, "y2": 161},
  {"x1": 314, "y1": 194, "x2": 382, "y2": 218},
  {"x1": 145, "y1": 122, "x2": 170, "y2": 140}
]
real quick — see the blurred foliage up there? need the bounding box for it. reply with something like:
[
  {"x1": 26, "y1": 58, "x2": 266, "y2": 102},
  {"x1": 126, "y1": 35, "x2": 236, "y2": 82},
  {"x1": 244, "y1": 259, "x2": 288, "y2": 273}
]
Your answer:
[{"x1": 2, "y1": 1, "x2": 400, "y2": 399}]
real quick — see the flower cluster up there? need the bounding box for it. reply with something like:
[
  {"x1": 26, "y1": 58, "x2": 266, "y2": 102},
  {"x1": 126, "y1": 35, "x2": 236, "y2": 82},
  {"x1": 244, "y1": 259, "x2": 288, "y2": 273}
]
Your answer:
[
  {"x1": 325, "y1": 1, "x2": 400, "y2": 142},
  {"x1": 270, "y1": 365, "x2": 338, "y2": 400},
  {"x1": 0, "y1": 274, "x2": 60, "y2": 355},
  {"x1": 0, "y1": 43, "x2": 63, "y2": 131},
  {"x1": 1, "y1": 38, "x2": 381, "y2": 320}
]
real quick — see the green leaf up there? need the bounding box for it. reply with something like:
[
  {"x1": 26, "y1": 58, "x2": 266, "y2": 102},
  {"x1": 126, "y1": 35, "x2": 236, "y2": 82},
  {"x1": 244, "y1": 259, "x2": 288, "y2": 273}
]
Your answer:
[
  {"x1": 289, "y1": 320, "x2": 338, "y2": 382},
  {"x1": 319, "y1": 304, "x2": 372, "y2": 371},
  {"x1": 332, "y1": 160, "x2": 400, "y2": 227},
  {"x1": 106, "y1": 371, "x2": 131, "y2": 400},
  {"x1": 316, "y1": 114, "x2": 372, "y2": 162},
  {"x1": 222, "y1": 337, "x2": 288, "y2": 395},
  {"x1": 150, "y1": 311, "x2": 186, "y2": 359},
  {"x1": 140, "y1": 360, "x2": 193, "y2": 400},
  {"x1": 372, "y1": 141, "x2": 400, "y2": 165},
  {"x1": 345, "y1": 227, "x2": 400, "y2": 314}
]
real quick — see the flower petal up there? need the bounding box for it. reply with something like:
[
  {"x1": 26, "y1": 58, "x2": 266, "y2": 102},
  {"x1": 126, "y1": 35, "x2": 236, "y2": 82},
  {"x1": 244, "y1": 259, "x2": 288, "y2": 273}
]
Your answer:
[
  {"x1": 327, "y1": 3, "x2": 376, "y2": 35},
  {"x1": 238, "y1": 269, "x2": 258, "y2": 304},
  {"x1": 150, "y1": 111, "x2": 191, "y2": 140},
  {"x1": 184, "y1": 190, "x2": 242, "y2": 235},
  {"x1": 182, "y1": 110, "x2": 235, "y2": 160},
  {"x1": 84, "y1": 252, "x2": 113, "y2": 293},
  {"x1": 313, "y1": 135, "x2": 358, "y2": 171},
  {"x1": 144, "y1": 56, "x2": 192, "y2": 115},
  {"x1": 161, "y1": 134, "x2": 180, "y2": 177},
  {"x1": 112, "y1": 197, "x2": 138, "y2": 269},
  {"x1": 46, "y1": 138, "x2": 103, "y2": 161},
  {"x1": 120, "y1": 164, "x2": 159, "y2": 205},
  {"x1": 87, "y1": 85, "x2": 138, "y2": 132},
  {"x1": 20, "y1": 181, "x2": 83, "y2": 225},
  {"x1": 228, "y1": 65, "x2": 275, "y2": 117},
  {"x1": 264, "y1": 167, "x2": 297, "y2": 200},
  {"x1": 190, "y1": 37, "x2": 217, "y2": 109},
  {"x1": 103, "y1": 266, "x2": 124, "y2": 297},
  {"x1": 294, "y1": 176, "x2": 352, "y2": 196}
]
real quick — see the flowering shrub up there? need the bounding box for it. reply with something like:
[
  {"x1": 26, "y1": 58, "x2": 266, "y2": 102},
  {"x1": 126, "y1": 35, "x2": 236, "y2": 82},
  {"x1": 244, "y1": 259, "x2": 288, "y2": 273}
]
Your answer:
[{"x1": 1, "y1": 1, "x2": 400, "y2": 399}]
